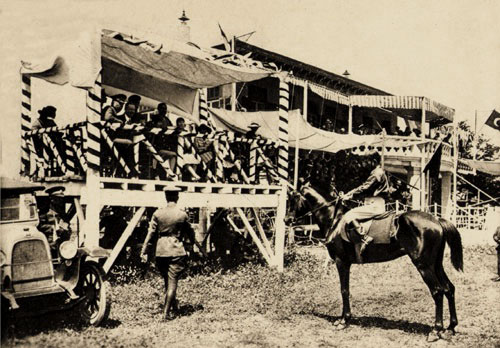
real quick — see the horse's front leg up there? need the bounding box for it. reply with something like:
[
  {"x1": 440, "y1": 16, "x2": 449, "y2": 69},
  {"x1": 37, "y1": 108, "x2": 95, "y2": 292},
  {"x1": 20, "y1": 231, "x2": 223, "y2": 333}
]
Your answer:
[{"x1": 334, "y1": 259, "x2": 352, "y2": 329}]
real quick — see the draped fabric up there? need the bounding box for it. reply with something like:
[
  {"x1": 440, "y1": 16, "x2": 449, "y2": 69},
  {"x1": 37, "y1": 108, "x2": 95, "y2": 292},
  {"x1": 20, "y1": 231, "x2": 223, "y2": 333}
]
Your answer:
[{"x1": 208, "y1": 108, "x2": 379, "y2": 153}]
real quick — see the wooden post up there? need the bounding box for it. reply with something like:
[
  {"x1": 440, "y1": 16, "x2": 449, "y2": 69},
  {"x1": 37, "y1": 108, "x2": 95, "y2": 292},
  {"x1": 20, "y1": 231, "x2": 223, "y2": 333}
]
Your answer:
[
  {"x1": 251, "y1": 208, "x2": 274, "y2": 258},
  {"x1": 236, "y1": 208, "x2": 273, "y2": 266},
  {"x1": 103, "y1": 207, "x2": 146, "y2": 273},
  {"x1": 348, "y1": 103, "x2": 353, "y2": 135},
  {"x1": 420, "y1": 97, "x2": 426, "y2": 211},
  {"x1": 231, "y1": 37, "x2": 237, "y2": 112},
  {"x1": 84, "y1": 72, "x2": 102, "y2": 248},
  {"x1": 294, "y1": 81, "x2": 307, "y2": 189},
  {"x1": 274, "y1": 188, "x2": 287, "y2": 272},
  {"x1": 276, "y1": 74, "x2": 290, "y2": 272}
]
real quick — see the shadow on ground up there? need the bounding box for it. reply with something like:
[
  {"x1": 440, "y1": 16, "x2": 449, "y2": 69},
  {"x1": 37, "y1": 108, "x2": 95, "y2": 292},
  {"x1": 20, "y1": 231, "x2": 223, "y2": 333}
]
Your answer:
[
  {"x1": 6, "y1": 309, "x2": 121, "y2": 340},
  {"x1": 309, "y1": 311, "x2": 432, "y2": 335}
]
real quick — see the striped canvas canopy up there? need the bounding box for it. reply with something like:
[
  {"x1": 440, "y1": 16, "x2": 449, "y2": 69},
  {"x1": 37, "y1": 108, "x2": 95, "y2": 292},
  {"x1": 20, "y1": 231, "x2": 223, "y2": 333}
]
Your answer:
[{"x1": 290, "y1": 77, "x2": 454, "y2": 125}]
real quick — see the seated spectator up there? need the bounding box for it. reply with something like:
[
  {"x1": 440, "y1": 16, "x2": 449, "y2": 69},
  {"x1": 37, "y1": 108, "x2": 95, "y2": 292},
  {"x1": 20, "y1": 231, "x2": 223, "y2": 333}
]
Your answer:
[
  {"x1": 124, "y1": 95, "x2": 144, "y2": 125},
  {"x1": 103, "y1": 94, "x2": 126, "y2": 123},
  {"x1": 33, "y1": 105, "x2": 58, "y2": 129},
  {"x1": 32, "y1": 106, "x2": 64, "y2": 175},
  {"x1": 148, "y1": 103, "x2": 173, "y2": 129},
  {"x1": 401, "y1": 126, "x2": 412, "y2": 136},
  {"x1": 246, "y1": 122, "x2": 260, "y2": 138},
  {"x1": 193, "y1": 124, "x2": 215, "y2": 178},
  {"x1": 176, "y1": 117, "x2": 200, "y2": 181}
]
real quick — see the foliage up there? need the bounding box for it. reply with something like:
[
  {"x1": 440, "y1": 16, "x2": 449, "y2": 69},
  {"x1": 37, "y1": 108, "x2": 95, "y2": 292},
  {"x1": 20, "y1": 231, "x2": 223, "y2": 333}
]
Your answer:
[{"x1": 457, "y1": 120, "x2": 500, "y2": 204}]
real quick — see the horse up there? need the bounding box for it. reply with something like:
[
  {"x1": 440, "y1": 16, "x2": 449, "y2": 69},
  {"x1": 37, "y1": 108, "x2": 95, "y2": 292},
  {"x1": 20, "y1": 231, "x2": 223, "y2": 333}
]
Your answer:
[{"x1": 287, "y1": 182, "x2": 463, "y2": 341}]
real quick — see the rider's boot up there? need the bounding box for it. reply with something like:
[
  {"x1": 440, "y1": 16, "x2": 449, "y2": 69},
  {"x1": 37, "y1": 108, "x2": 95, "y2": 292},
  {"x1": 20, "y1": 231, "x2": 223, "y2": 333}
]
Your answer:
[{"x1": 352, "y1": 219, "x2": 373, "y2": 254}]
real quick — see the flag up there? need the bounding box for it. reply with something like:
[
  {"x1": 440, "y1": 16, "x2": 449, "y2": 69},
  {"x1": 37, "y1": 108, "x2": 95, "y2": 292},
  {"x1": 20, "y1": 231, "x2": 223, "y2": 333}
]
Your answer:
[
  {"x1": 218, "y1": 23, "x2": 231, "y2": 52},
  {"x1": 485, "y1": 109, "x2": 500, "y2": 131},
  {"x1": 424, "y1": 143, "x2": 443, "y2": 180}
]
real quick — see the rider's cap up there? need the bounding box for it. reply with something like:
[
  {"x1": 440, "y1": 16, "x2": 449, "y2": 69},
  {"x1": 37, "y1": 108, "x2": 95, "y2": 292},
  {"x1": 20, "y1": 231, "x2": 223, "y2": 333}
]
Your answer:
[
  {"x1": 45, "y1": 186, "x2": 65, "y2": 196},
  {"x1": 248, "y1": 122, "x2": 260, "y2": 129}
]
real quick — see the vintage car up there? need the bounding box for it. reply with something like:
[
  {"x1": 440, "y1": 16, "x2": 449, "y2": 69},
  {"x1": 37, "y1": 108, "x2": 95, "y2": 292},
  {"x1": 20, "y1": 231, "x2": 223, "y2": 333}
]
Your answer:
[{"x1": 1, "y1": 177, "x2": 111, "y2": 334}]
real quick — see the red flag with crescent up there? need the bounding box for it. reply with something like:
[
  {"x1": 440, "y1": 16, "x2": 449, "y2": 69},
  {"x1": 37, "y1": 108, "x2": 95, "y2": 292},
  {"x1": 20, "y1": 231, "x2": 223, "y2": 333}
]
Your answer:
[{"x1": 485, "y1": 109, "x2": 500, "y2": 131}]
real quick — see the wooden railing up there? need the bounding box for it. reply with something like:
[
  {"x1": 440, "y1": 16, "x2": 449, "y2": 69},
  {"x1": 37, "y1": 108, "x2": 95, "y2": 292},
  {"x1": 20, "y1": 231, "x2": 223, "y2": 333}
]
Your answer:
[{"x1": 22, "y1": 122, "x2": 281, "y2": 185}]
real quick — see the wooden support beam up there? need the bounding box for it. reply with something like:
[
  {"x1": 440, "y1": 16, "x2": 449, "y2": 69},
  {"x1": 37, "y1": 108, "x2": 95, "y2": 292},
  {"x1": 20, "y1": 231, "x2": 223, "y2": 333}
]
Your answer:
[
  {"x1": 74, "y1": 197, "x2": 85, "y2": 247},
  {"x1": 103, "y1": 207, "x2": 146, "y2": 274},
  {"x1": 251, "y1": 208, "x2": 274, "y2": 259},
  {"x1": 236, "y1": 208, "x2": 273, "y2": 266},
  {"x1": 274, "y1": 189, "x2": 287, "y2": 272}
]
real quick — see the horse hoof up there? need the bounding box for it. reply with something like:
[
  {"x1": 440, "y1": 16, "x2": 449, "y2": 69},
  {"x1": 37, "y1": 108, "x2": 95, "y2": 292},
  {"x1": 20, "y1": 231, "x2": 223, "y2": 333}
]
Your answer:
[
  {"x1": 438, "y1": 330, "x2": 452, "y2": 341},
  {"x1": 427, "y1": 330, "x2": 440, "y2": 342}
]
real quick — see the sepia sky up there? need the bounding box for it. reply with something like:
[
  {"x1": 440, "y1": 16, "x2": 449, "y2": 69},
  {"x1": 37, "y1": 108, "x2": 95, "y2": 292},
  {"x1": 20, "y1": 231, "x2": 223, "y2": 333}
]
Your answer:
[{"x1": 1, "y1": 0, "x2": 499, "y2": 175}]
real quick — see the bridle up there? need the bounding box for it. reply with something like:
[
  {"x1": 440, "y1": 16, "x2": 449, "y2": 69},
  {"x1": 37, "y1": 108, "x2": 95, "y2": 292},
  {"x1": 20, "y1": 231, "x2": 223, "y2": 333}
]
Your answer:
[{"x1": 289, "y1": 184, "x2": 341, "y2": 223}]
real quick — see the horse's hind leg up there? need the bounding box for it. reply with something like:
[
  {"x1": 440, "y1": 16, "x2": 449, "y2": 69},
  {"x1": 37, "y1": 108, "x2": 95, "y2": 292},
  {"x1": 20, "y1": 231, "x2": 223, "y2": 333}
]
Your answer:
[
  {"x1": 435, "y1": 261, "x2": 458, "y2": 334},
  {"x1": 412, "y1": 263, "x2": 445, "y2": 341}
]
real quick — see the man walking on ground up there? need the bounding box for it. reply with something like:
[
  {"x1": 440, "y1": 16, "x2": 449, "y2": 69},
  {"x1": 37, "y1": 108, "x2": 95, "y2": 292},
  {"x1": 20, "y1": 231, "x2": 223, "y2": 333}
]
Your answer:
[{"x1": 140, "y1": 186, "x2": 196, "y2": 320}]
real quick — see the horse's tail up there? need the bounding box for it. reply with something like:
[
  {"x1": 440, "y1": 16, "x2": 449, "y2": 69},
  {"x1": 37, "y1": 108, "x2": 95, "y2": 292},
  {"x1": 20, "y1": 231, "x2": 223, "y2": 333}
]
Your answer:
[{"x1": 438, "y1": 218, "x2": 464, "y2": 272}]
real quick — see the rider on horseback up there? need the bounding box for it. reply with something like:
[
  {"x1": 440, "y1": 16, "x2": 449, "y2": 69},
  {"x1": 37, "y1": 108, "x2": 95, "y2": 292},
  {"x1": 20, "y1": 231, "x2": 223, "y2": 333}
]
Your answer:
[{"x1": 339, "y1": 153, "x2": 390, "y2": 254}]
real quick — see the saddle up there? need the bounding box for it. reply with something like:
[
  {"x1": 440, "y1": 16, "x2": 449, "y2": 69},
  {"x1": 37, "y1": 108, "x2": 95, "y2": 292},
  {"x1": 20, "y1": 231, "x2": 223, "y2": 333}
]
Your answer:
[{"x1": 341, "y1": 211, "x2": 398, "y2": 245}]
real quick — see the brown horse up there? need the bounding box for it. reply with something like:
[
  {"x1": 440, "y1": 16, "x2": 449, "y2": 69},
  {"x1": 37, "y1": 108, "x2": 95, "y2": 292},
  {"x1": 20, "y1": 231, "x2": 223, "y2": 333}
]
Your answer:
[{"x1": 287, "y1": 183, "x2": 463, "y2": 341}]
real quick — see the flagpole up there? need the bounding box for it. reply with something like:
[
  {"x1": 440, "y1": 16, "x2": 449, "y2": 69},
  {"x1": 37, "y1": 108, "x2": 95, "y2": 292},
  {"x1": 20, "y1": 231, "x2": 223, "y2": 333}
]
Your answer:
[
  {"x1": 294, "y1": 80, "x2": 307, "y2": 189},
  {"x1": 452, "y1": 119, "x2": 458, "y2": 225},
  {"x1": 231, "y1": 36, "x2": 237, "y2": 112}
]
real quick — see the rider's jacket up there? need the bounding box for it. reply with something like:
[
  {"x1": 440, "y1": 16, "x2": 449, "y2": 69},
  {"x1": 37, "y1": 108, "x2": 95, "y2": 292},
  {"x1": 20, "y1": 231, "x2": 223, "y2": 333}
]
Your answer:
[{"x1": 347, "y1": 165, "x2": 390, "y2": 201}]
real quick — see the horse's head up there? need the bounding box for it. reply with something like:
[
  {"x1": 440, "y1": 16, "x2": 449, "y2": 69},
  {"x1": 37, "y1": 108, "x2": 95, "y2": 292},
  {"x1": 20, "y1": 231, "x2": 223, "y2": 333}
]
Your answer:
[{"x1": 286, "y1": 180, "x2": 346, "y2": 238}]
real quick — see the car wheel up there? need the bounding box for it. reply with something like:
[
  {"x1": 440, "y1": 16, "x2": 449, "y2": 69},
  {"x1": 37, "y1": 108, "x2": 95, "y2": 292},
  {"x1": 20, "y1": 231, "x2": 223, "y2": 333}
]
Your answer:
[
  {"x1": 1, "y1": 296, "x2": 11, "y2": 341},
  {"x1": 77, "y1": 262, "x2": 111, "y2": 326}
]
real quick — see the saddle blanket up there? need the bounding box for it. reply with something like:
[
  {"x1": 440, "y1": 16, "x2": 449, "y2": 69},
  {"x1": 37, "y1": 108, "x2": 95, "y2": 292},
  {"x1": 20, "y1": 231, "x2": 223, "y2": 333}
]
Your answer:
[{"x1": 341, "y1": 212, "x2": 397, "y2": 244}]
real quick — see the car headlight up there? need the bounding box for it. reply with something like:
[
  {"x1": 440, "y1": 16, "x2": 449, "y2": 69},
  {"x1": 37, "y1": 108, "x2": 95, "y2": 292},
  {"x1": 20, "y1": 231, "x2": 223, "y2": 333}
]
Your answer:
[
  {"x1": 59, "y1": 241, "x2": 77, "y2": 260},
  {"x1": 0, "y1": 251, "x2": 6, "y2": 267}
]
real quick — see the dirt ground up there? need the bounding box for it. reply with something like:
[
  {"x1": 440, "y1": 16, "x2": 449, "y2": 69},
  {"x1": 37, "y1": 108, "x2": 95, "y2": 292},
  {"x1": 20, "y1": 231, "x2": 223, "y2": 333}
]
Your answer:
[{"x1": 3, "y1": 245, "x2": 499, "y2": 348}]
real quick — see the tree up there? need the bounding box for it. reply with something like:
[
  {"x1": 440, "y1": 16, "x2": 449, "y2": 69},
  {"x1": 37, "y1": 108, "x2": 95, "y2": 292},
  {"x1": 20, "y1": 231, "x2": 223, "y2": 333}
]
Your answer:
[{"x1": 457, "y1": 120, "x2": 500, "y2": 205}]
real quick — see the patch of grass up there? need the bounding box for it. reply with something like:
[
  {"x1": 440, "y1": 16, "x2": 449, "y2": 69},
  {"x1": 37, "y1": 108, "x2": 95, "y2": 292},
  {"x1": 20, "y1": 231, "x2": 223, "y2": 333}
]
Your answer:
[{"x1": 5, "y1": 246, "x2": 500, "y2": 348}]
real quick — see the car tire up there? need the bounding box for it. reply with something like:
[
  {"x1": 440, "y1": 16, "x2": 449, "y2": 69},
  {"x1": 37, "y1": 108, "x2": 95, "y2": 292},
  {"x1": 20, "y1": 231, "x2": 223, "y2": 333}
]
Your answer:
[
  {"x1": 1, "y1": 296, "x2": 11, "y2": 341},
  {"x1": 77, "y1": 262, "x2": 111, "y2": 326}
]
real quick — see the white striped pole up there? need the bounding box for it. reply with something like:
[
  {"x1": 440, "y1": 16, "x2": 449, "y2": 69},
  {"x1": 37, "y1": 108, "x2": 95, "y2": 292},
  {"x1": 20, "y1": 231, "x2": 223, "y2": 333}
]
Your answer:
[
  {"x1": 141, "y1": 138, "x2": 176, "y2": 178},
  {"x1": 26, "y1": 137, "x2": 42, "y2": 177},
  {"x1": 199, "y1": 89, "x2": 209, "y2": 126},
  {"x1": 277, "y1": 76, "x2": 290, "y2": 182},
  {"x1": 214, "y1": 139, "x2": 225, "y2": 182},
  {"x1": 43, "y1": 133, "x2": 67, "y2": 174},
  {"x1": 41, "y1": 134, "x2": 52, "y2": 176},
  {"x1": 133, "y1": 135, "x2": 141, "y2": 176},
  {"x1": 20, "y1": 74, "x2": 31, "y2": 176},
  {"x1": 249, "y1": 140, "x2": 257, "y2": 183},
  {"x1": 64, "y1": 130, "x2": 76, "y2": 176},
  {"x1": 86, "y1": 73, "x2": 102, "y2": 173},
  {"x1": 101, "y1": 128, "x2": 133, "y2": 176},
  {"x1": 176, "y1": 135, "x2": 185, "y2": 177}
]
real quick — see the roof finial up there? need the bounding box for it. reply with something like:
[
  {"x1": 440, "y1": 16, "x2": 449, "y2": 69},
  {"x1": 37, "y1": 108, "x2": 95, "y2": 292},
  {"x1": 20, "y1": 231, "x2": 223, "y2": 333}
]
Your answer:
[
  {"x1": 343, "y1": 70, "x2": 351, "y2": 78},
  {"x1": 179, "y1": 10, "x2": 189, "y2": 23}
]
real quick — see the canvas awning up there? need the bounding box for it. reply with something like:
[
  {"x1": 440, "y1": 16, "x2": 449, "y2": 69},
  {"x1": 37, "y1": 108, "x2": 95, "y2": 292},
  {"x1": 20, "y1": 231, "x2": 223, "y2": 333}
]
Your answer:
[
  {"x1": 461, "y1": 159, "x2": 500, "y2": 176},
  {"x1": 20, "y1": 29, "x2": 275, "y2": 114},
  {"x1": 208, "y1": 108, "x2": 379, "y2": 153},
  {"x1": 290, "y1": 76, "x2": 454, "y2": 125}
]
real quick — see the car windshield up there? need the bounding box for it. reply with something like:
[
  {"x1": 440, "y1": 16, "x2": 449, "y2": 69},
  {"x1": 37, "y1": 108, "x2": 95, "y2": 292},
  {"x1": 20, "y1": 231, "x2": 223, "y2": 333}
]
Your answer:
[{"x1": 1, "y1": 193, "x2": 37, "y2": 223}]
